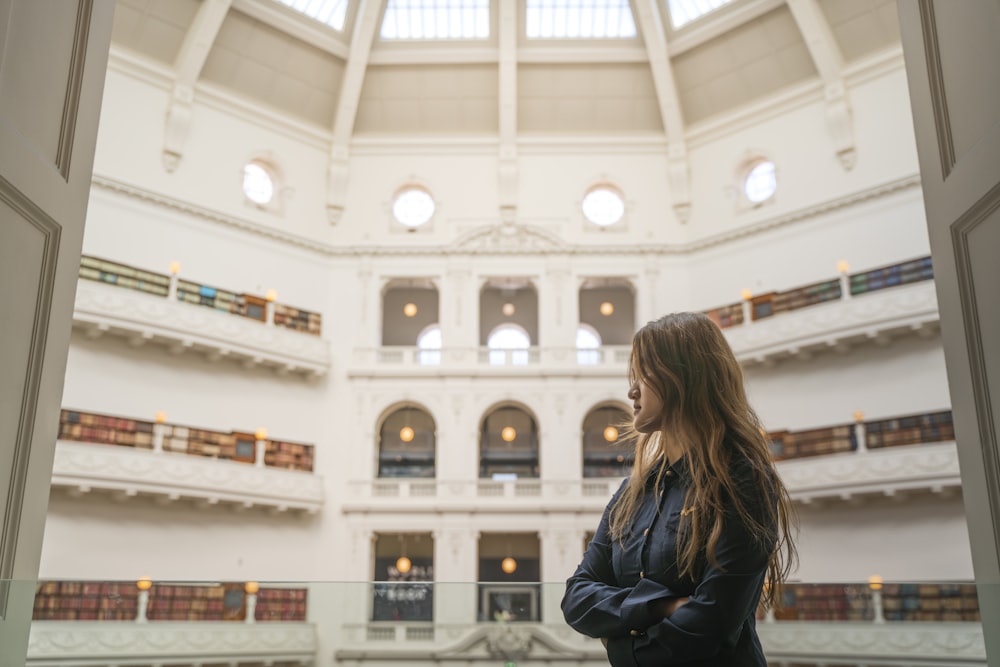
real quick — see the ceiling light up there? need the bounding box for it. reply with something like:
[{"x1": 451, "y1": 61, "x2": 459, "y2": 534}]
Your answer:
[
  {"x1": 404, "y1": 303, "x2": 418, "y2": 317},
  {"x1": 501, "y1": 426, "x2": 517, "y2": 442},
  {"x1": 400, "y1": 426, "x2": 415, "y2": 442},
  {"x1": 502, "y1": 302, "x2": 515, "y2": 316},
  {"x1": 501, "y1": 557, "x2": 517, "y2": 574},
  {"x1": 600, "y1": 301, "x2": 614, "y2": 316},
  {"x1": 603, "y1": 426, "x2": 619, "y2": 442},
  {"x1": 396, "y1": 556, "x2": 412, "y2": 574}
]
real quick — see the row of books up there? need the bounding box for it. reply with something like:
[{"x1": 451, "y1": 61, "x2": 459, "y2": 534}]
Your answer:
[
  {"x1": 770, "y1": 582, "x2": 980, "y2": 623},
  {"x1": 850, "y1": 256, "x2": 934, "y2": 295},
  {"x1": 33, "y1": 581, "x2": 307, "y2": 622},
  {"x1": 767, "y1": 410, "x2": 953, "y2": 461},
  {"x1": 59, "y1": 409, "x2": 315, "y2": 472},
  {"x1": 703, "y1": 255, "x2": 934, "y2": 330},
  {"x1": 78, "y1": 255, "x2": 322, "y2": 336}
]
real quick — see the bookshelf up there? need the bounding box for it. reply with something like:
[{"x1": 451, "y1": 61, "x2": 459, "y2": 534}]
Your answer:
[
  {"x1": 58, "y1": 409, "x2": 315, "y2": 472},
  {"x1": 703, "y1": 255, "x2": 933, "y2": 330},
  {"x1": 769, "y1": 582, "x2": 980, "y2": 623},
  {"x1": 33, "y1": 581, "x2": 308, "y2": 623},
  {"x1": 768, "y1": 409, "x2": 951, "y2": 462},
  {"x1": 78, "y1": 255, "x2": 322, "y2": 335}
]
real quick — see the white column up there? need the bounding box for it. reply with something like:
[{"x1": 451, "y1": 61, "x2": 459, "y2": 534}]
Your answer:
[
  {"x1": 434, "y1": 529, "x2": 480, "y2": 625},
  {"x1": 637, "y1": 260, "x2": 661, "y2": 325},
  {"x1": 539, "y1": 528, "x2": 584, "y2": 624},
  {"x1": 538, "y1": 262, "x2": 573, "y2": 353},
  {"x1": 441, "y1": 263, "x2": 477, "y2": 359}
]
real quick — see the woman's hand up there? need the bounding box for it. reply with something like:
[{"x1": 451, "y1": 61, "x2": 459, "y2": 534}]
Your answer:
[{"x1": 652, "y1": 596, "x2": 689, "y2": 620}]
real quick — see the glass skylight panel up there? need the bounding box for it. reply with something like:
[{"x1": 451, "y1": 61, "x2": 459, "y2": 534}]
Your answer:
[
  {"x1": 666, "y1": 0, "x2": 734, "y2": 29},
  {"x1": 276, "y1": 0, "x2": 349, "y2": 31},
  {"x1": 381, "y1": 0, "x2": 490, "y2": 40},
  {"x1": 526, "y1": 0, "x2": 636, "y2": 39}
]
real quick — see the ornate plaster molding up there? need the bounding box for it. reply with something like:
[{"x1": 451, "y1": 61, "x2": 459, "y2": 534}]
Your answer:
[
  {"x1": 453, "y1": 221, "x2": 568, "y2": 254},
  {"x1": 337, "y1": 623, "x2": 595, "y2": 661},
  {"x1": 757, "y1": 621, "x2": 985, "y2": 663},
  {"x1": 777, "y1": 442, "x2": 961, "y2": 503},
  {"x1": 51, "y1": 441, "x2": 324, "y2": 513},
  {"x1": 90, "y1": 171, "x2": 921, "y2": 259},
  {"x1": 27, "y1": 621, "x2": 317, "y2": 664},
  {"x1": 73, "y1": 279, "x2": 331, "y2": 377}
]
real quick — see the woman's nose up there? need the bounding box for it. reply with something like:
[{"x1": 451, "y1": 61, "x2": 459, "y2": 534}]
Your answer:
[{"x1": 627, "y1": 384, "x2": 638, "y2": 399}]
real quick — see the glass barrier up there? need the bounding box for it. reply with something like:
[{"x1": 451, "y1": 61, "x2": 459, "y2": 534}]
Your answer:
[{"x1": 8, "y1": 580, "x2": 989, "y2": 666}]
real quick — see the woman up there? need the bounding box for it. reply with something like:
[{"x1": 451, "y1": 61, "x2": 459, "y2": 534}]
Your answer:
[{"x1": 562, "y1": 312, "x2": 796, "y2": 666}]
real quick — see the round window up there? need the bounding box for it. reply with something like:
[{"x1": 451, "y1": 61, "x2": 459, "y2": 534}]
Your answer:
[
  {"x1": 243, "y1": 162, "x2": 275, "y2": 205},
  {"x1": 582, "y1": 186, "x2": 625, "y2": 227},
  {"x1": 392, "y1": 187, "x2": 435, "y2": 228},
  {"x1": 743, "y1": 160, "x2": 777, "y2": 204}
]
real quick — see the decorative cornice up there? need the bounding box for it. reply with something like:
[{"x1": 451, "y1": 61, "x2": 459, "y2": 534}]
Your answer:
[
  {"x1": 52, "y1": 441, "x2": 324, "y2": 513},
  {"x1": 684, "y1": 174, "x2": 922, "y2": 253},
  {"x1": 92, "y1": 172, "x2": 922, "y2": 260},
  {"x1": 72, "y1": 278, "x2": 331, "y2": 376},
  {"x1": 757, "y1": 621, "x2": 985, "y2": 662},
  {"x1": 27, "y1": 622, "x2": 317, "y2": 664},
  {"x1": 453, "y1": 221, "x2": 568, "y2": 254},
  {"x1": 91, "y1": 174, "x2": 339, "y2": 257}
]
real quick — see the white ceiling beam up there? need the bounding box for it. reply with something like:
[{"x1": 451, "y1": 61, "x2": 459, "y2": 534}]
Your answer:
[
  {"x1": 786, "y1": 0, "x2": 856, "y2": 169},
  {"x1": 366, "y1": 45, "x2": 650, "y2": 65},
  {"x1": 326, "y1": 0, "x2": 384, "y2": 224},
  {"x1": 231, "y1": 0, "x2": 351, "y2": 59},
  {"x1": 163, "y1": 0, "x2": 233, "y2": 171},
  {"x1": 667, "y1": 0, "x2": 785, "y2": 56},
  {"x1": 498, "y1": 0, "x2": 518, "y2": 223},
  {"x1": 632, "y1": 0, "x2": 691, "y2": 223}
]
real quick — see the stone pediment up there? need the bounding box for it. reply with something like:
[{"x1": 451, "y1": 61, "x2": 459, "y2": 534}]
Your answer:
[{"x1": 454, "y1": 222, "x2": 566, "y2": 254}]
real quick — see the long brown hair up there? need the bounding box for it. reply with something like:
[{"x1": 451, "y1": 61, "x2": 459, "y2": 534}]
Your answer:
[{"x1": 609, "y1": 312, "x2": 796, "y2": 608}]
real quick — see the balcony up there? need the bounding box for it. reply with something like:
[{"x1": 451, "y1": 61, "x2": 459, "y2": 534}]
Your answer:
[
  {"x1": 51, "y1": 441, "x2": 324, "y2": 513},
  {"x1": 72, "y1": 278, "x2": 330, "y2": 377}
]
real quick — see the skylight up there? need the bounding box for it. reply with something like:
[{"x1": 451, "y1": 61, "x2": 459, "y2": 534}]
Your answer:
[
  {"x1": 380, "y1": 0, "x2": 490, "y2": 40},
  {"x1": 666, "y1": 0, "x2": 734, "y2": 29},
  {"x1": 526, "y1": 0, "x2": 636, "y2": 39},
  {"x1": 276, "y1": 0, "x2": 349, "y2": 31}
]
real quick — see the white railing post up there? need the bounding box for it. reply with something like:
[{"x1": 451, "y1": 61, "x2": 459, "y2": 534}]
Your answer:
[{"x1": 853, "y1": 411, "x2": 867, "y2": 453}]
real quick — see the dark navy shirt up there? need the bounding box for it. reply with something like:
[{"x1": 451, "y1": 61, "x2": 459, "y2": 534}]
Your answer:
[{"x1": 561, "y1": 456, "x2": 774, "y2": 666}]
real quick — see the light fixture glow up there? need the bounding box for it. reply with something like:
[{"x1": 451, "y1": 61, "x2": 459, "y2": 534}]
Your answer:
[
  {"x1": 837, "y1": 260, "x2": 851, "y2": 274},
  {"x1": 603, "y1": 426, "x2": 619, "y2": 442},
  {"x1": 154, "y1": 411, "x2": 167, "y2": 424},
  {"x1": 403, "y1": 303, "x2": 418, "y2": 317},
  {"x1": 255, "y1": 427, "x2": 268, "y2": 441},
  {"x1": 868, "y1": 575, "x2": 883, "y2": 591},
  {"x1": 168, "y1": 261, "x2": 181, "y2": 275},
  {"x1": 136, "y1": 577, "x2": 152, "y2": 591},
  {"x1": 395, "y1": 556, "x2": 412, "y2": 574},
  {"x1": 501, "y1": 426, "x2": 517, "y2": 442},
  {"x1": 244, "y1": 581, "x2": 260, "y2": 594},
  {"x1": 740, "y1": 289, "x2": 753, "y2": 301},
  {"x1": 399, "y1": 426, "x2": 415, "y2": 442},
  {"x1": 265, "y1": 289, "x2": 278, "y2": 303},
  {"x1": 853, "y1": 411, "x2": 865, "y2": 423},
  {"x1": 599, "y1": 301, "x2": 614, "y2": 316},
  {"x1": 502, "y1": 302, "x2": 515, "y2": 317},
  {"x1": 501, "y1": 557, "x2": 518, "y2": 574}
]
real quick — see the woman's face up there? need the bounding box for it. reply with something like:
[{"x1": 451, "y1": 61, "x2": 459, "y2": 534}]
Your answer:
[{"x1": 628, "y1": 374, "x2": 664, "y2": 434}]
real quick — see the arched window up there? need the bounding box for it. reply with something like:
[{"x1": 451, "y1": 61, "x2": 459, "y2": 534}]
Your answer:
[
  {"x1": 582, "y1": 404, "x2": 632, "y2": 477},
  {"x1": 416, "y1": 324, "x2": 441, "y2": 366},
  {"x1": 487, "y1": 324, "x2": 531, "y2": 366},
  {"x1": 577, "y1": 324, "x2": 602, "y2": 365},
  {"x1": 480, "y1": 405, "x2": 539, "y2": 479},
  {"x1": 378, "y1": 406, "x2": 436, "y2": 478}
]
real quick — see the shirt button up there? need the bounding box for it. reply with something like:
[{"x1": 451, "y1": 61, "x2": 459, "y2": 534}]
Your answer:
[
  {"x1": 630, "y1": 629, "x2": 640, "y2": 637},
  {"x1": 639, "y1": 571, "x2": 645, "y2": 578}
]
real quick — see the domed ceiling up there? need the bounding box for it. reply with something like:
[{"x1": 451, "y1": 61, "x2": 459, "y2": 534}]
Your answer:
[{"x1": 109, "y1": 0, "x2": 901, "y2": 137}]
